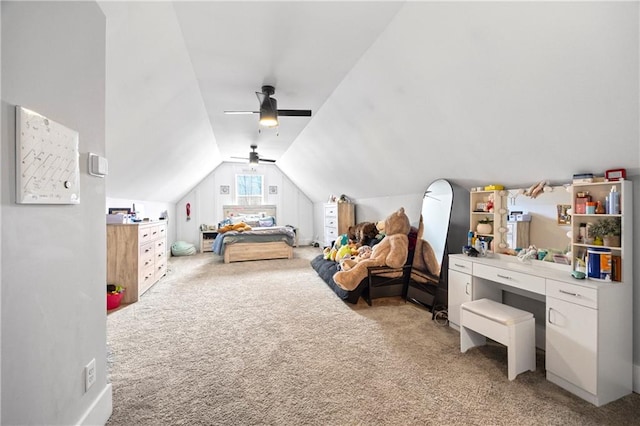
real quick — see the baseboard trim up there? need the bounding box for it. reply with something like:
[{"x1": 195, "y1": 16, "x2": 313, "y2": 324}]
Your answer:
[
  {"x1": 634, "y1": 363, "x2": 640, "y2": 394},
  {"x1": 77, "y1": 383, "x2": 112, "y2": 426}
]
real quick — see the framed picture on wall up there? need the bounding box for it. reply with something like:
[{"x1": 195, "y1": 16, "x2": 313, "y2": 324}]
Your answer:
[
  {"x1": 269, "y1": 186, "x2": 278, "y2": 195},
  {"x1": 220, "y1": 185, "x2": 230, "y2": 195}
]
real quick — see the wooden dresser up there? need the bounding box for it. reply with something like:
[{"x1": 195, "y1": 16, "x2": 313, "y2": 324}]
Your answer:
[
  {"x1": 107, "y1": 221, "x2": 167, "y2": 304},
  {"x1": 323, "y1": 202, "x2": 355, "y2": 247}
]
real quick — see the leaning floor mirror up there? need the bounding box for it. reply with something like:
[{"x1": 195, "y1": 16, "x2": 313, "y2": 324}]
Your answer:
[{"x1": 406, "y1": 179, "x2": 455, "y2": 312}]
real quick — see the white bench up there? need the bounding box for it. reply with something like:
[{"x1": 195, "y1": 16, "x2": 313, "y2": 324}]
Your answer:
[{"x1": 460, "y1": 298, "x2": 536, "y2": 381}]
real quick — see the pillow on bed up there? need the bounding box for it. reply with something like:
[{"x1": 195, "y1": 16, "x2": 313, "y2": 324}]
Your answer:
[{"x1": 258, "y1": 216, "x2": 275, "y2": 227}]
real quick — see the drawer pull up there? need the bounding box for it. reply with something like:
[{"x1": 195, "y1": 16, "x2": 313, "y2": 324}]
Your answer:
[
  {"x1": 454, "y1": 263, "x2": 467, "y2": 269},
  {"x1": 142, "y1": 233, "x2": 149, "y2": 238},
  {"x1": 559, "y1": 289, "x2": 579, "y2": 297},
  {"x1": 496, "y1": 274, "x2": 512, "y2": 280},
  {"x1": 548, "y1": 307, "x2": 554, "y2": 324},
  {"x1": 465, "y1": 283, "x2": 470, "y2": 296}
]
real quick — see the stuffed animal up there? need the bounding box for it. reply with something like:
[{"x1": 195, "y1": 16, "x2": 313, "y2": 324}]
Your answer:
[
  {"x1": 351, "y1": 221, "x2": 378, "y2": 247},
  {"x1": 333, "y1": 207, "x2": 410, "y2": 291},
  {"x1": 338, "y1": 245, "x2": 373, "y2": 272},
  {"x1": 218, "y1": 222, "x2": 252, "y2": 233},
  {"x1": 323, "y1": 233, "x2": 351, "y2": 261},
  {"x1": 412, "y1": 215, "x2": 441, "y2": 277}
]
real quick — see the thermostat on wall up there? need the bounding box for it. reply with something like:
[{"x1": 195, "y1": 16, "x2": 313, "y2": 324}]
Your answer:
[{"x1": 88, "y1": 153, "x2": 108, "y2": 177}]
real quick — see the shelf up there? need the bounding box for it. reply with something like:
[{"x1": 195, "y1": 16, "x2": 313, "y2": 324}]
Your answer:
[{"x1": 573, "y1": 243, "x2": 621, "y2": 250}]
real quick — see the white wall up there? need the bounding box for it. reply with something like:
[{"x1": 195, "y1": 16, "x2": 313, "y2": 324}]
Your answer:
[
  {"x1": 176, "y1": 162, "x2": 313, "y2": 249},
  {"x1": 1, "y1": 2, "x2": 111, "y2": 424}
]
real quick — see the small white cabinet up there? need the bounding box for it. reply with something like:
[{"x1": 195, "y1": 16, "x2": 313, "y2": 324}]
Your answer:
[
  {"x1": 546, "y1": 294, "x2": 597, "y2": 395},
  {"x1": 448, "y1": 268, "x2": 472, "y2": 331}
]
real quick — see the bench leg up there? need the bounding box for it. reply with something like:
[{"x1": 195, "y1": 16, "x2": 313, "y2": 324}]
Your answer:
[
  {"x1": 507, "y1": 320, "x2": 536, "y2": 380},
  {"x1": 460, "y1": 325, "x2": 486, "y2": 353}
]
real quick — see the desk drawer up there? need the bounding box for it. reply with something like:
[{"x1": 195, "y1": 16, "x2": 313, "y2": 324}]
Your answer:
[
  {"x1": 449, "y1": 258, "x2": 472, "y2": 274},
  {"x1": 474, "y1": 263, "x2": 545, "y2": 295},
  {"x1": 547, "y1": 279, "x2": 597, "y2": 309}
]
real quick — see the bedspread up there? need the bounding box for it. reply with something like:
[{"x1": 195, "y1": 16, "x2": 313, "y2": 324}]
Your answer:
[{"x1": 212, "y1": 226, "x2": 296, "y2": 255}]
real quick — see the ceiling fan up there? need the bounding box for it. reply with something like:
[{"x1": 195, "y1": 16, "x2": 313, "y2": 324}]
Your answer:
[
  {"x1": 231, "y1": 144, "x2": 276, "y2": 165},
  {"x1": 224, "y1": 85, "x2": 312, "y2": 128}
]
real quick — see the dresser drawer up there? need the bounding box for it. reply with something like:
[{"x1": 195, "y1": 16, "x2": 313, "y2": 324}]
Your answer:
[
  {"x1": 140, "y1": 241, "x2": 154, "y2": 257},
  {"x1": 138, "y1": 226, "x2": 154, "y2": 243},
  {"x1": 547, "y1": 279, "x2": 597, "y2": 309},
  {"x1": 155, "y1": 261, "x2": 167, "y2": 281},
  {"x1": 325, "y1": 227, "x2": 338, "y2": 241},
  {"x1": 140, "y1": 251, "x2": 154, "y2": 270},
  {"x1": 157, "y1": 223, "x2": 167, "y2": 238},
  {"x1": 138, "y1": 265, "x2": 155, "y2": 287},
  {"x1": 148, "y1": 225, "x2": 161, "y2": 240},
  {"x1": 449, "y1": 258, "x2": 473, "y2": 274},
  {"x1": 325, "y1": 216, "x2": 338, "y2": 228},
  {"x1": 474, "y1": 263, "x2": 545, "y2": 295},
  {"x1": 324, "y1": 205, "x2": 337, "y2": 217},
  {"x1": 156, "y1": 246, "x2": 166, "y2": 262},
  {"x1": 155, "y1": 238, "x2": 166, "y2": 254}
]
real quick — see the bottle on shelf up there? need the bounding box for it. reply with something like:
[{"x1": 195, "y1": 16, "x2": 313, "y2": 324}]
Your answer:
[{"x1": 608, "y1": 186, "x2": 620, "y2": 214}]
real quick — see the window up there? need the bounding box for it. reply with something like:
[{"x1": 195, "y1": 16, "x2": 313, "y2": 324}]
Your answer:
[{"x1": 236, "y1": 174, "x2": 263, "y2": 205}]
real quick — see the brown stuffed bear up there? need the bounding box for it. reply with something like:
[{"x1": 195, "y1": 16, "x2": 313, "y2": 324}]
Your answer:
[
  {"x1": 333, "y1": 207, "x2": 410, "y2": 291},
  {"x1": 351, "y1": 221, "x2": 378, "y2": 247},
  {"x1": 412, "y1": 214, "x2": 440, "y2": 280}
]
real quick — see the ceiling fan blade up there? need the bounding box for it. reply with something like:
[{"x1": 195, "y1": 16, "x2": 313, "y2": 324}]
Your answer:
[
  {"x1": 260, "y1": 158, "x2": 276, "y2": 163},
  {"x1": 277, "y1": 109, "x2": 312, "y2": 117},
  {"x1": 224, "y1": 111, "x2": 259, "y2": 115},
  {"x1": 230, "y1": 156, "x2": 249, "y2": 160}
]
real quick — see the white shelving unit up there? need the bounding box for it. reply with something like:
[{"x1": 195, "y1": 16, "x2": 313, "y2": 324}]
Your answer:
[
  {"x1": 469, "y1": 189, "x2": 508, "y2": 253},
  {"x1": 570, "y1": 180, "x2": 631, "y2": 282}
]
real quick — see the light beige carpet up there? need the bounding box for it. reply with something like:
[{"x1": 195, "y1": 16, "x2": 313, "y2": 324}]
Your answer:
[{"x1": 106, "y1": 247, "x2": 640, "y2": 425}]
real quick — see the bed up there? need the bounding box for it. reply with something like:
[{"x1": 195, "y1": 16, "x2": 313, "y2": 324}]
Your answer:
[{"x1": 213, "y1": 205, "x2": 296, "y2": 263}]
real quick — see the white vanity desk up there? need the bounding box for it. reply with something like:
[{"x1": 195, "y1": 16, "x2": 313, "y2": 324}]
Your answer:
[{"x1": 448, "y1": 252, "x2": 632, "y2": 407}]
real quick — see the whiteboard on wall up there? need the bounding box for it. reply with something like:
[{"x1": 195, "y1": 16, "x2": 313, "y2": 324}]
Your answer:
[{"x1": 15, "y1": 106, "x2": 80, "y2": 204}]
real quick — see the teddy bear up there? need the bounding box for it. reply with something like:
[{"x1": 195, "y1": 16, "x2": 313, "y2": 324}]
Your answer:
[
  {"x1": 411, "y1": 214, "x2": 441, "y2": 278},
  {"x1": 333, "y1": 207, "x2": 410, "y2": 291},
  {"x1": 350, "y1": 221, "x2": 378, "y2": 247},
  {"x1": 218, "y1": 222, "x2": 252, "y2": 234}
]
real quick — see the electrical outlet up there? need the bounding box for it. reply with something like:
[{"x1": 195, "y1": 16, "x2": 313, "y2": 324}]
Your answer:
[{"x1": 85, "y1": 358, "x2": 96, "y2": 392}]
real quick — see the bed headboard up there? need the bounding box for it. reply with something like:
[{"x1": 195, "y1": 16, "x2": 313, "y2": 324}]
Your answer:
[{"x1": 222, "y1": 205, "x2": 277, "y2": 223}]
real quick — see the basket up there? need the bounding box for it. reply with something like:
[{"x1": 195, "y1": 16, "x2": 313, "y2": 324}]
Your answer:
[{"x1": 107, "y1": 291, "x2": 124, "y2": 310}]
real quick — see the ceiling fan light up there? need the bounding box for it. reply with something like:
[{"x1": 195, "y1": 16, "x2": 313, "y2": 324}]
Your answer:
[
  {"x1": 259, "y1": 97, "x2": 278, "y2": 127},
  {"x1": 259, "y1": 113, "x2": 278, "y2": 127}
]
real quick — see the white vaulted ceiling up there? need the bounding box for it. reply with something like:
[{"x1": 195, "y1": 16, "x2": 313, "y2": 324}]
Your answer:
[{"x1": 100, "y1": 1, "x2": 639, "y2": 203}]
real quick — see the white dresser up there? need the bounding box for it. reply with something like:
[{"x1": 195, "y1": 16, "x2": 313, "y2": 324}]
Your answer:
[
  {"x1": 323, "y1": 202, "x2": 355, "y2": 247},
  {"x1": 448, "y1": 253, "x2": 632, "y2": 406},
  {"x1": 107, "y1": 221, "x2": 167, "y2": 304}
]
